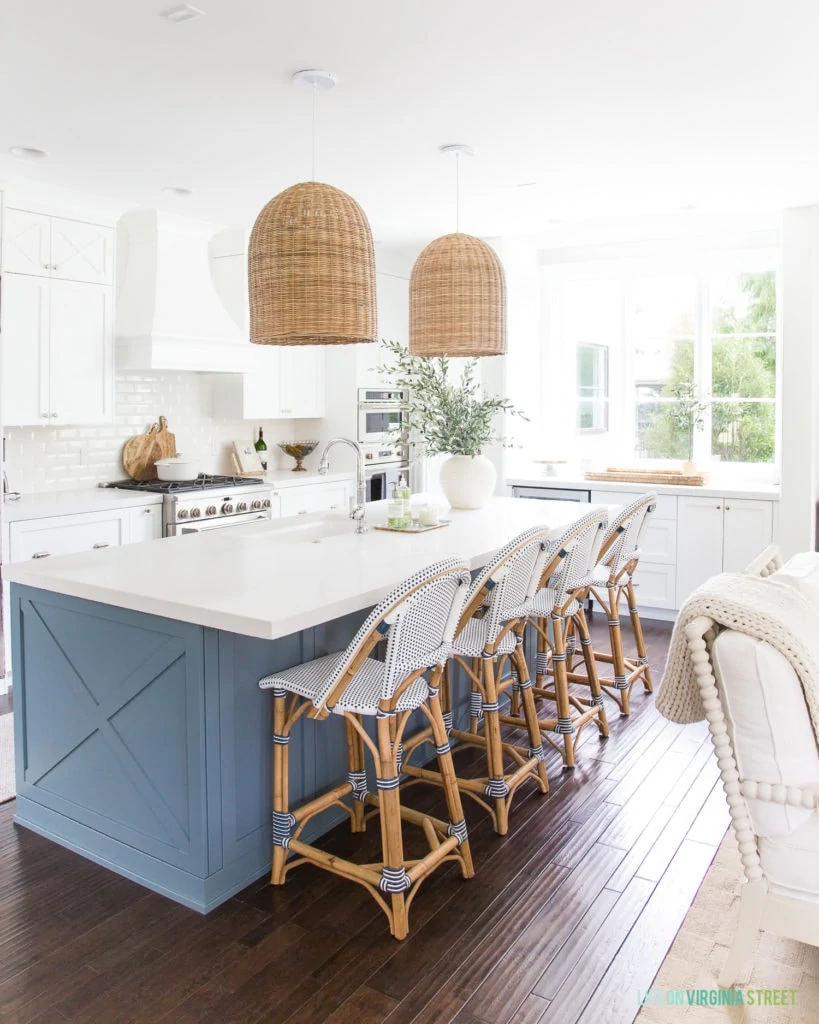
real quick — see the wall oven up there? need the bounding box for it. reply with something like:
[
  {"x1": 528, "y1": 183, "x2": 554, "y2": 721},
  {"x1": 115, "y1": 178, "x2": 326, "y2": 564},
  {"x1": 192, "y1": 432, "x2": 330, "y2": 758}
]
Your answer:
[{"x1": 357, "y1": 388, "x2": 409, "y2": 445}]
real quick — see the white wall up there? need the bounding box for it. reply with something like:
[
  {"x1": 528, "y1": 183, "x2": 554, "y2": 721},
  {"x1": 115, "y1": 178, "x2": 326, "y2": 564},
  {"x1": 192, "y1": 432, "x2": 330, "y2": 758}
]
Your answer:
[{"x1": 3, "y1": 373, "x2": 298, "y2": 494}]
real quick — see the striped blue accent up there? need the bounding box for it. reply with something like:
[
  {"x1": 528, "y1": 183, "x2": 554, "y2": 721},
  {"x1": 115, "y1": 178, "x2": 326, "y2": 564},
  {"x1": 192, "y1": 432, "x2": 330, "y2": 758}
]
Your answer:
[
  {"x1": 555, "y1": 717, "x2": 575, "y2": 735},
  {"x1": 629, "y1": 606, "x2": 640, "y2": 615},
  {"x1": 637, "y1": 656, "x2": 650, "y2": 667},
  {"x1": 376, "y1": 621, "x2": 390, "y2": 635},
  {"x1": 447, "y1": 819, "x2": 468, "y2": 845},
  {"x1": 482, "y1": 701, "x2": 500, "y2": 713},
  {"x1": 566, "y1": 634, "x2": 576, "y2": 655},
  {"x1": 614, "y1": 675, "x2": 628, "y2": 690},
  {"x1": 272, "y1": 810, "x2": 296, "y2": 848},
  {"x1": 271, "y1": 687, "x2": 287, "y2": 698},
  {"x1": 435, "y1": 742, "x2": 451, "y2": 757},
  {"x1": 393, "y1": 742, "x2": 404, "y2": 771},
  {"x1": 580, "y1": 636, "x2": 592, "y2": 647},
  {"x1": 348, "y1": 770, "x2": 368, "y2": 802},
  {"x1": 442, "y1": 710, "x2": 453, "y2": 733},
  {"x1": 516, "y1": 676, "x2": 533, "y2": 690},
  {"x1": 376, "y1": 775, "x2": 400, "y2": 790},
  {"x1": 607, "y1": 620, "x2": 620, "y2": 628},
  {"x1": 379, "y1": 866, "x2": 412, "y2": 893},
  {"x1": 272, "y1": 732, "x2": 289, "y2": 746},
  {"x1": 427, "y1": 684, "x2": 440, "y2": 699},
  {"x1": 536, "y1": 652, "x2": 550, "y2": 675},
  {"x1": 592, "y1": 693, "x2": 606, "y2": 708},
  {"x1": 528, "y1": 744, "x2": 546, "y2": 762},
  {"x1": 484, "y1": 778, "x2": 510, "y2": 798},
  {"x1": 470, "y1": 691, "x2": 484, "y2": 719},
  {"x1": 552, "y1": 652, "x2": 567, "y2": 663},
  {"x1": 376, "y1": 708, "x2": 397, "y2": 718}
]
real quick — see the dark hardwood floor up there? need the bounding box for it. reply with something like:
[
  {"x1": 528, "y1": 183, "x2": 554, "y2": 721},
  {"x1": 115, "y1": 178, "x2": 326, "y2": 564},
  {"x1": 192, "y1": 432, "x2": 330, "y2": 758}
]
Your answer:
[{"x1": 0, "y1": 617, "x2": 730, "y2": 1024}]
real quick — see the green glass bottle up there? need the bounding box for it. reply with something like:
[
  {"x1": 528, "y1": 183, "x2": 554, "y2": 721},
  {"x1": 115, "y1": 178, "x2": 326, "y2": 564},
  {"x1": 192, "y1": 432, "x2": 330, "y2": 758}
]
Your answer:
[{"x1": 254, "y1": 427, "x2": 268, "y2": 471}]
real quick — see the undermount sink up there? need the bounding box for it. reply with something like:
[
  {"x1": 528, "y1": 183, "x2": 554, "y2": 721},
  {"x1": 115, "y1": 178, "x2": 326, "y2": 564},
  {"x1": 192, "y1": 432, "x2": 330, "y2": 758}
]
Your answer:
[{"x1": 263, "y1": 514, "x2": 359, "y2": 544}]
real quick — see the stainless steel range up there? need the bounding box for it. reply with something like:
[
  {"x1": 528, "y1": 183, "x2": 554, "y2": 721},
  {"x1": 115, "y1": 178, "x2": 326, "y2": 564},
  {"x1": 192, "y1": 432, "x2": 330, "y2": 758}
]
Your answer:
[{"x1": 105, "y1": 475, "x2": 275, "y2": 537}]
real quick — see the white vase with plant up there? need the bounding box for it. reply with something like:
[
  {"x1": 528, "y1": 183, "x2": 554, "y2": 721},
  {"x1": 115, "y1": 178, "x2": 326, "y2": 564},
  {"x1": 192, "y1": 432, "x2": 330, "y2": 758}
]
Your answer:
[
  {"x1": 376, "y1": 339, "x2": 526, "y2": 509},
  {"x1": 668, "y1": 380, "x2": 708, "y2": 475}
]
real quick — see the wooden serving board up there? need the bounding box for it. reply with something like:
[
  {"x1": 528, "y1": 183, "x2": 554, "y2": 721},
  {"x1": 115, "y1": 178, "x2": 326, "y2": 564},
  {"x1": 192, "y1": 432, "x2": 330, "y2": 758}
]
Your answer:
[
  {"x1": 122, "y1": 415, "x2": 177, "y2": 481},
  {"x1": 373, "y1": 520, "x2": 451, "y2": 534},
  {"x1": 584, "y1": 470, "x2": 705, "y2": 486}
]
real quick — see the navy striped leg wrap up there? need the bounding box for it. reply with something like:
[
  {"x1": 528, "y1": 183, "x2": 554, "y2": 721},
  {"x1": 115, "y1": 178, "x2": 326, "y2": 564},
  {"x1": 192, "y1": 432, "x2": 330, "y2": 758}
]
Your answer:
[
  {"x1": 528, "y1": 744, "x2": 546, "y2": 762},
  {"x1": 614, "y1": 674, "x2": 628, "y2": 690},
  {"x1": 347, "y1": 769, "x2": 368, "y2": 802},
  {"x1": 482, "y1": 701, "x2": 500, "y2": 714},
  {"x1": 637, "y1": 656, "x2": 649, "y2": 667},
  {"x1": 391, "y1": 743, "x2": 404, "y2": 772},
  {"x1": 536, "y1": 652, "x2": 550, "y2": 676},
  {"x1": 470, "y1": 691, "x2": 484, "y2": 720},
  {"x1": 271, "y1": 686, "x2": 287, "y2": 698},
  {"x1": 273, "y1": 732, "x2": 289, "y2": 746},
  {"x1": 426, "y1": 684, "x2": 440, "y2": 699},
  {"x1": 580, "y1": 636, "x2": 593, "y2": 647},
  {"x1": 272, "y1": 810, "x2": 296, "y2": 848},
  {"x1": 552, "y1": 652, "x2": 567, "y2": 664},
  {"x1": 435, "y1": 741, "x2": 451, "y2": 757},
  {"x1": 442, "y1": 710, "x2": 453, "y2": 733},
  {"x1": 629, "y1": 606, "x2": 640, "y2": 616},
  {"x1": 566, "y1": 633, "x2": 577, "y2": 656},
  {"x1": 484, "y1": 778, "x2": 511, "y2": 798},
  {"x1": 447, "y1": 819, "x2": 468, "y2": 845},
  {"x1": 592, "y1": 693, "x2": 605, "y2": 708},
  {"x1": 376, "y1": 775, "x2": 400, "y2": 790},
  {"x1": 554, "y1": 717, "x2": 575, "y2": 735},
  {"x1": 379, "y1": 866, "x2": 412, "y2": 893},
  {"x1": 607, "y1": 619, "x2": 621, "y2": 628}
]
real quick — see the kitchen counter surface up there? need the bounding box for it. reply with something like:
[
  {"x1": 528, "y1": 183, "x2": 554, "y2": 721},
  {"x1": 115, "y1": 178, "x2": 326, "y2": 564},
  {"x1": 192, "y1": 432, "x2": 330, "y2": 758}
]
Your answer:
[
  {"x1": 4, "y1": 496, "x2": 613, "y2": 640},
  {"x1": 2, "y1": 487, "x2": 164, "y2": 522},
  {"x1": 506, "y1": 473, "x2": 780, "y2": 502},
  {"x1": 263, "y1": 470, "x2": 355, "y2": 489}
]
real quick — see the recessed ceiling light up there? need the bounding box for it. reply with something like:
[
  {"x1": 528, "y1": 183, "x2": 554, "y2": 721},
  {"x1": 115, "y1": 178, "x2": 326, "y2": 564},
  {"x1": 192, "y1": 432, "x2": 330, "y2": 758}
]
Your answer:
[
  {"x1": 8, "y1": 146, "x2": 48, "y2": 160},
  {"x1": 162, "y1": 186, "x2": 193, "y2": 196},
  {"x1": 160, "y1": 5, "x2": 206, "y2": 23}
]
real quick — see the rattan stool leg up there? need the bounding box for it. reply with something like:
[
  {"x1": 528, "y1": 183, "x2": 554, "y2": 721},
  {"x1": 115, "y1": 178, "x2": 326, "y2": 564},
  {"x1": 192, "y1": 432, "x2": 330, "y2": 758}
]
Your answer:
[
  {"x1": 271, "y1": 689, "x2": 290, "y2": 885},
  {"x1": 480, "y1": 657, "x2": 510, "y2": 835},
  {"x1": 427, "y1": 688, "x2": 474, "y2": 879},
  {"x1": 512, "y1": 643, "x2": 549, "y2": 794},
  {"x1": 550, "y1": 612, "x2": 576, "y2": 768},
  {"x1": 627, "y1": 579, "x2": 653, "y2": 693},
  {"x1": 375, "y1": 716, "x2": 410, "y2": 940},
  {"x1": 606, "y1": 588, "x2": 631, "y2": 715},
  {"x1": 535, "y1": 620, "x2": 549, "y2": 687},
  {"x1": 575, "y1": 606, "x2": 609, "y2": 739},
  {"x1": 345, "y1": 717, "x2": 367, "y2": 833}
]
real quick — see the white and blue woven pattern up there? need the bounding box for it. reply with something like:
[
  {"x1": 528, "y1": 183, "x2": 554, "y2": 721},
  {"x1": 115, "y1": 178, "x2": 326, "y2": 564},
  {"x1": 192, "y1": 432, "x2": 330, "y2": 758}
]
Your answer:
[
  {"x1": 546, "y1": 507, "x2": 609, "y2": 597},
  {"x1": 453, "y1": 617, "x2": 518, "y2": 658},
  {"x1": 259, "y1": 557, "x2": 471, "y2": 714},
  {"x1": 597, "y1": 492, "x2": 657, "y2": 581}
]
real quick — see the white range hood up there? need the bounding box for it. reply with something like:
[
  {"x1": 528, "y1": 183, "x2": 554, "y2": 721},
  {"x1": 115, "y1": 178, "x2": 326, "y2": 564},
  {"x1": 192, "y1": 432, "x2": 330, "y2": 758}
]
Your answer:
[{"x1": 115, "y1": 210, "x2": 256, "y2": 373}]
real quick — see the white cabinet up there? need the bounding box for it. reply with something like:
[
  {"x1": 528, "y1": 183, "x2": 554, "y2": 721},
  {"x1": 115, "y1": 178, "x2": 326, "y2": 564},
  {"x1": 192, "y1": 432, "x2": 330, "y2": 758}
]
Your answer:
[
  {"x1": 676, "y1": 496, "x2": 774, "y2": 607},
  {"x1": 9, "y1": 509, "x2": 128, "y2": 562},
  {"x1": 1, "y1": 273, "x2": 50, "y2": 425},
  {"x1": 230, "y1": 346, "x2": 326, "y2": 420},
  {"x1": 2, "y1": 208, "x2": 113, "y2": 283},
  {"x1": 127, "y1": 504, "x2": 163, "y2": 543},
  {"x1": 279, "y1": 481, "x2": 352, "y2": 518}
]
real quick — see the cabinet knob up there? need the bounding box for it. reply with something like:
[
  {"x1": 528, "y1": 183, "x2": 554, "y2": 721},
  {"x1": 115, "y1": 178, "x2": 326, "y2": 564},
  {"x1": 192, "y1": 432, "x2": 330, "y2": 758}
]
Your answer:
[
  {"x1": 50, "y1": 413, "x2": 58, "y2": 419},
  {"x1": 32, "y1": 551, "x2": 51, "y2": 559},
  {"x1": 142, "y1": 507, "x2": 152, "y2": 514},
  {"x1": 297, "y1": 509, "x2": 308, "y2": 515},
  {"x1": 93, "y1": 542, "x2": 109, "y2": 549},
  {"x1": 725, "y1": 505, "x2": 731, "y2": 511}
]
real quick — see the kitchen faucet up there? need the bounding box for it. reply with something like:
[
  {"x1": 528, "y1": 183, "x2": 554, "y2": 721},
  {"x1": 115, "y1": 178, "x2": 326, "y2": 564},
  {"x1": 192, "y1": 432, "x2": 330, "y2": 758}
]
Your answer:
[{"x1": 317, "y1": 438, "x2": 368, "y2": 534}]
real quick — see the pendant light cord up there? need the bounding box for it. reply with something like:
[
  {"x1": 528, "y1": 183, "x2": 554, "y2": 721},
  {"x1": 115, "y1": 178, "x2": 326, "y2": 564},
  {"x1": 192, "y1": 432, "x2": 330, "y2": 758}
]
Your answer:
[
  {"x1": 455, "y1": 152, "x2": 461, "y2": 233},
  {"x1": 311, "y1": 82, "x2": 318, "y2": 181}
]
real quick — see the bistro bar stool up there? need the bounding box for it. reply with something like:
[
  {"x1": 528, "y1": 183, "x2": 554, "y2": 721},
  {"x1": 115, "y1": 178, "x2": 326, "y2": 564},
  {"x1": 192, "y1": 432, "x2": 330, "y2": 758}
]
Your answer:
[
  {"x1": 258, "y1": 557, "x2": 474, "y2": 940},
  {"x1": 565, "y1": 492, "x2": 657, "y2": 715},
  {"x1": 523, "y1": 507, "x2": 611, "y2": 768},
  {"x1": 402, "y1": 527, "x2": 552, "y2": 836}
]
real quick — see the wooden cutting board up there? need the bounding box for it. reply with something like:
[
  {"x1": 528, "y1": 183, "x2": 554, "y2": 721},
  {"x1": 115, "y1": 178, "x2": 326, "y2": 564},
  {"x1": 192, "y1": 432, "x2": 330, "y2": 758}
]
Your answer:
[{"x1": 121, "y1": 415, "x2": 177, "y2": 481}]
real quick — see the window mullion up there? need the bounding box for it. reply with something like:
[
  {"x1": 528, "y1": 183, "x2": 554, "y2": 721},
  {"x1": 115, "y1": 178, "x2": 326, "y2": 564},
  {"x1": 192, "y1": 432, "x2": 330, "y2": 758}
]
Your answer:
[{"x1": 696, "y1": 268, "x2": 712, "y2": 466}]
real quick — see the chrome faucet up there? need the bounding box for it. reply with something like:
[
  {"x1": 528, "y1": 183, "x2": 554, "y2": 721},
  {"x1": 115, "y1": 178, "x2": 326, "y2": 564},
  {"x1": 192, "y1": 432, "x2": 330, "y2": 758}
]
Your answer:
[{"x1": 317, "y1": 437, "x2": 368, "y2": 534}]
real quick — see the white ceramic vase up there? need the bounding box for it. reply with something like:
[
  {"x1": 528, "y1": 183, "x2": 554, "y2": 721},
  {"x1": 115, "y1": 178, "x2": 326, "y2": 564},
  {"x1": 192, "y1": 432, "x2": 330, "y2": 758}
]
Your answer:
[
  {"x1": 681, "y1": 459, "x2": 697, "y2": 475},
  {"x1": 439, "y1": 454, "x2": 497, "y2": 510}
]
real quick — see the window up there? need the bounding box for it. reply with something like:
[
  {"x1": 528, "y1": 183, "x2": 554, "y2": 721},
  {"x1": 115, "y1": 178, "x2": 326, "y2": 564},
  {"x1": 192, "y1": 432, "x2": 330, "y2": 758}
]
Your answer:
[{"x1": 542, "y1": 246, "x2": 779, "y2": 473}]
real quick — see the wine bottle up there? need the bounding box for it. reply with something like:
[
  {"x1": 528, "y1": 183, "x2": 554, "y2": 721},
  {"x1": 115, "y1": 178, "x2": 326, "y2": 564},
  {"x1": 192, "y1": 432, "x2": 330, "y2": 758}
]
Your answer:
[{"x1": 254, "y1": 427, "x2": 268, "y2": 471}]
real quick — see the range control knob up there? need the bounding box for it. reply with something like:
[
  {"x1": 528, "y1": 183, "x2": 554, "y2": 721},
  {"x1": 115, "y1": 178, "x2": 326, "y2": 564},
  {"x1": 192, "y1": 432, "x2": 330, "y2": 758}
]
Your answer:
[
  {"x1": 190, "y1": 507, "x2": 202, "y2": 518},
  {"x1": 222, "y1": 502, "x2": 234, "y2": 515},
  {"x1": 251, "y1": 499, "x2": 262, "y2": 510},
  {"x1": 237, "y1": 501, "x2": 248, "y2": 512},
  {"x1": 262, "y1": 498, "x2": 272, "y2": 509},
  {"x1": 177, "y1": 508, "x2": 189, "y2": 520},
  {"x1": 206, "y1": 505, "x2": 217, "y2": 517}
]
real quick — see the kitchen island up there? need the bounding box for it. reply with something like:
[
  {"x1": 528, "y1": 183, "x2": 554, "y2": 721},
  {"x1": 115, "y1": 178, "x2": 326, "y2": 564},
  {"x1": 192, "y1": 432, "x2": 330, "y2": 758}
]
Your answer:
[{"x1": 4, "y1": 497, "x2": 611, "y2": 912}]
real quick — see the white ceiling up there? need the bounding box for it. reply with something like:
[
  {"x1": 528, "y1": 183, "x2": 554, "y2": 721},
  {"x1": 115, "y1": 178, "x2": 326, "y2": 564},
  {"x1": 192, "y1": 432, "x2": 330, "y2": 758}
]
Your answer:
[{"x1": 1, "y1": 0, "x2": 817, "y2": 242}]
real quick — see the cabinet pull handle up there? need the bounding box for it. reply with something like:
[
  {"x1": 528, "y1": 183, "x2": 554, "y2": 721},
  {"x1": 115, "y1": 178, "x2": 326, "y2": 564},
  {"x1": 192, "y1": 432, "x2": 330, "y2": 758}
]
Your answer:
[
  {"x1": 329, "y1": 504, "x2": 338, "y2": 509},
  {"x1": 297, "y1": 509, "x2": 308, "y2": 515},
  {"x1": 32, "y1": 551, "x2": 51, "y2": 559},
  {"x1": 93, "y1": 542, "x2": 110, "y2": 549},
  {"x1": 142, "y1": 507, "x2": 152, "y2": 514},
  {"x1": 725, "y1": 505, "x2": 731, "y2": 511}
]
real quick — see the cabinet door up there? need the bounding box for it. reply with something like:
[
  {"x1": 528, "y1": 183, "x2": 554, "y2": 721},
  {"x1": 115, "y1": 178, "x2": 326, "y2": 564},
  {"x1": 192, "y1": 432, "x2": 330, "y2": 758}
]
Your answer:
[
  {"x1": 49, "y1": 280, "x2": 113, "y2": 424},
  {"x1": 2, "y1": 208, "x2": 51, "y2": 276},
  {"x1": 242, "y1": 347, "x2": 282, "y2": 418},
  {"x1": 722, "y1": 499, "x2": 774, "y2": 573},
  {"x1": 633, "y1": 563, "x2": 677, "y2": 609},
  {"x1": 279, "y1": 483, "x2": 349, "y2": 518},
  {"x1": 676, "y1": 496, "x2": 725, "y2": 608},
  {"x1": 127, "y1": 504, "x2": 163, "y2": 543},
  {"x1": 279, "y1": 346, "x2": 325, "y2": 418},
  {"x1": 0, "y1": 272, "x2": 51, "y2": 425},
  {"x1": 50, "y1": 217, "x2": 114, "y2": 284},
  {"x1": 9, "y1": 510, "x2": 127, "y2": 562}
]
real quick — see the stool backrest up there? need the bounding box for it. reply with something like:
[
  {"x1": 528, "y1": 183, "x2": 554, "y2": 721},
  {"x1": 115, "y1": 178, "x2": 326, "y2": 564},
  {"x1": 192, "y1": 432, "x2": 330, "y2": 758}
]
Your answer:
[
  {"x1": 321, "y1": 557, "x2": 473, "y2": 709},
  {"x1": 459, "y1": 526, "x2": 551, "y2": 643},
  {"x1": 597, "y1": 492, "x2": 657, "y2": 580},
  {"x1": 539, "y1": 507, "x2": 609, "y2": 600}
]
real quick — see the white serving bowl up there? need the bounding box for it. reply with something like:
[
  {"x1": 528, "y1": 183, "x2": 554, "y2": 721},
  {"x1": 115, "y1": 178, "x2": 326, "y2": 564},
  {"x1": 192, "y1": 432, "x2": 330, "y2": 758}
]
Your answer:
[{"x1": 155, "y1": 456, "x2": 198, "y2": 482}]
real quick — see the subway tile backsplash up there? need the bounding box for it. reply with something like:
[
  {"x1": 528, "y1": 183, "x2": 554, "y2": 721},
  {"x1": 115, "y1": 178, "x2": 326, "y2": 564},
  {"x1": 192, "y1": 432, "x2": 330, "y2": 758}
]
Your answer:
[{"x1": 3, "y1": 372, "x2": 298, "y2": 494}]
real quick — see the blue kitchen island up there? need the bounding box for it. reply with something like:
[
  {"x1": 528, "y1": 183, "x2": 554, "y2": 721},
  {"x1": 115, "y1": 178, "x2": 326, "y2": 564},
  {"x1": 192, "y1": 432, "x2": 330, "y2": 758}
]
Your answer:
[{"x1": 5, "y1": 497, "x2": 610, "y2": 912}]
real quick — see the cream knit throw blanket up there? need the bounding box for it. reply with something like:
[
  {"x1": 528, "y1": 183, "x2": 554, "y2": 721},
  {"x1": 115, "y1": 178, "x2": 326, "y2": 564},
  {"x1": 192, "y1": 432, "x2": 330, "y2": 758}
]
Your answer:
[{"x1": 657, "y1": 571, "x2": 819, "y2": 745}]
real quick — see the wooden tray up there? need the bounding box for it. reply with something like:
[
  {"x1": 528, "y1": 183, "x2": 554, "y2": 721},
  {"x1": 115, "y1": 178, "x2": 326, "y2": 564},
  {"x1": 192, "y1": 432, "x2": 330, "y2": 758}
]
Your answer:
[
  {"x1": 373, "y1": 519, "x2": 451, "y2": 534},
  {"x1": 122, "y1": 415, "x2": 177, "y2": 481},
  {"x1": 585, "y1": 470, "x2": 705, "y2": 486}
]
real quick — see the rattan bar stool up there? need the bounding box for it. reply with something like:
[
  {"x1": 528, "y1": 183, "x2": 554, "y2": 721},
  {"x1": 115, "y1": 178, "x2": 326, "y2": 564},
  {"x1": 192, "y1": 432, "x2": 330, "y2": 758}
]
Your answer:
[
  {"x1": 258, "y1": 557, "x2": 474, "y2": 940},
  {"x1": 402, "y1": 527, "x2": 552, "y2": 836},
  {"x1": 521, "y1": 508, "x2": 611, "y2": 768},
  {"x1": 565, "y1": 493, "x2": 657, "y2": 715}
]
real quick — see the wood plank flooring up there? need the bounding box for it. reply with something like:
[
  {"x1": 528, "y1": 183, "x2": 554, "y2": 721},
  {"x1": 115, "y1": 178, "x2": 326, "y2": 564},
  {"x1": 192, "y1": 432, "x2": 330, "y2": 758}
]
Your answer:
[{"x1": 0, "y1": 617, "x2": 731, "y2": 1024}]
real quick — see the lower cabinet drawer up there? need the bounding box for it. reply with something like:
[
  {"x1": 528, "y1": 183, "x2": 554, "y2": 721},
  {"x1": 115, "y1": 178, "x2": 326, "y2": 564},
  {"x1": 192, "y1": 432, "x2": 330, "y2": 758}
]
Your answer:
[
  {"x1": 9, "y1": 510, "x2": 126, "y2": 562},
  {"x1": 279, "y1": 484, "x2": 349, "y2": 518},
  {"x1": 640, "y1": 518, "x2": 677, "y2": 564},
  {"x1": 629, "y1": 563, "x2": 677, "y2": 610}
]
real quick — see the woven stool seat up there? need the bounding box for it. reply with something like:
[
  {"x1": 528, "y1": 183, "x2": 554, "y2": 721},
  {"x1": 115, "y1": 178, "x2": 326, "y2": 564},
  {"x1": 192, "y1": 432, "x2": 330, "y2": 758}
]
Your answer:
[{"x1": 452, "y1": 618, "x2": 517, "y2": 659}]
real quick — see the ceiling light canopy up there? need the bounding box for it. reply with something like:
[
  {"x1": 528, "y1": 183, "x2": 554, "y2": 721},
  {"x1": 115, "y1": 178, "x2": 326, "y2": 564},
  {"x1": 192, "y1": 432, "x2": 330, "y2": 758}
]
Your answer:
[
  {"x1": 409, "y1": 144, "x2": 506, "y2": 358},
  {"x1": 8, "y1": 146, "x2": 48, "y2": 160},
  {"x1": 248, "y1": 70, "x2": 377, "y2": 347}
]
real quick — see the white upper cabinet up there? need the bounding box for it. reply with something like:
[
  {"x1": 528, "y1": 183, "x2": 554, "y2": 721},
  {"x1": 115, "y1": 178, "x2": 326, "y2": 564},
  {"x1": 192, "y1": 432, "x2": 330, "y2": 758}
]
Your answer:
[
  {"x1": 49, "y1": 280, "x2": 113, "y2": 424},
  {"x1": 2, "y1": 208, "x2": 113, "y2": 283},
  {"x1": 233, "y1": 346, "x2": 326, "y2": 420},
  {"x1": 0, "y1": 273, "x2": 50, "y2": 425}
]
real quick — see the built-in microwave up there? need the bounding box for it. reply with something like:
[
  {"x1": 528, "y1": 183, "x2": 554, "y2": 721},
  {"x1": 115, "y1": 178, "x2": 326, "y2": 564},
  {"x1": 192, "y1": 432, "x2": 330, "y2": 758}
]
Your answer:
[{"x1": 357, "y1": 388, "x2": 409, "y2": 445}]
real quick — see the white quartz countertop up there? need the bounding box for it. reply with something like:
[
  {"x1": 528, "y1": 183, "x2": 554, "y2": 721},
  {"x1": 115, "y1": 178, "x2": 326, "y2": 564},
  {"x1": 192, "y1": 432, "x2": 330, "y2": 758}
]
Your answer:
[
  {"x1": 2, "y1": 496, "x2": 614, "y2": 641},
  {"x1": 506, "y1": 474, "x2": 780, "y2": 501},
  {"x1": 262, "y1": 470, "x2": 355, "y2": 489},
  {"x1": 2, "y1": 488, "x2": 164, "y2": 522}
]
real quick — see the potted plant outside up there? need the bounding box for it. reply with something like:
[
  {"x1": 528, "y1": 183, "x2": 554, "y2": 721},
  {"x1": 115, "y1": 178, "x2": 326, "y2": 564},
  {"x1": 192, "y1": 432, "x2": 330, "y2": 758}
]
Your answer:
[
  {"x1": 667, "y1": 380, "x2": 708, "y2": 475},
  {"x1": 376, "y1": 339, "x2": 526, "y2": 509}
]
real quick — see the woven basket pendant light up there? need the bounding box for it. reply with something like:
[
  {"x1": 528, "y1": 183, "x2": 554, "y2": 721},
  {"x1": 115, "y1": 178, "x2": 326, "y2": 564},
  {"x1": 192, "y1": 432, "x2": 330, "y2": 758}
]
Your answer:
[
  {"x1": 249, "y1": 70, "x2": 377, "y2": 346},
  {"x1": 410, "y1": 144, "x2": 506, "y2": 357}
]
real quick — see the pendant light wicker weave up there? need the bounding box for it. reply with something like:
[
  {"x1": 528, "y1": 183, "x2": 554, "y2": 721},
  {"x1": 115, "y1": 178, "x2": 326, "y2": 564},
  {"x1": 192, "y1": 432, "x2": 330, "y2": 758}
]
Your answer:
[
  {"x1": 249, "y1": 180, "x2": 377, "y2": 346},
  {"x1": 409, "y1": 231, "x2": 506, "y2": 357}
]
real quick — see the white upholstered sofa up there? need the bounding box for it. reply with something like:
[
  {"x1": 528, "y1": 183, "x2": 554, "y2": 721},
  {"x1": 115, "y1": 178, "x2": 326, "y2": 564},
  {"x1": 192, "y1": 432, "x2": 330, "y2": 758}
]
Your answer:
[{"x1": 684, "y1": 545, "x2": 819, "y2": 986}]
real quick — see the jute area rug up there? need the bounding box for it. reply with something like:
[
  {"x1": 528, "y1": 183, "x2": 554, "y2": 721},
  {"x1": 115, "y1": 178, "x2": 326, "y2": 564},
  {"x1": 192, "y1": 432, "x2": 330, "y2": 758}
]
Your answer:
[
  {"x1": 638, "y1": 832, "x2": 819, "y2": 1022},
  {"x1": 0, "y1": 713, "x2": 15, "y2": 804}
]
